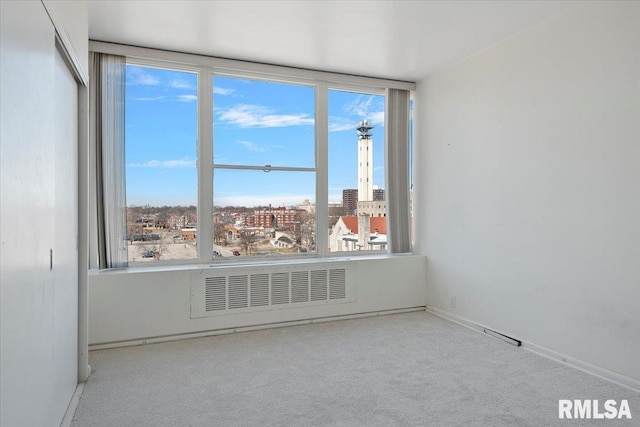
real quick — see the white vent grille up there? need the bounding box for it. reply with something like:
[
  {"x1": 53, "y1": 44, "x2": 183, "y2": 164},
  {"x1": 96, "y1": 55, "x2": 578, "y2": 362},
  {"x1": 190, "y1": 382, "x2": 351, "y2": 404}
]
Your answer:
[
  {"x1": 291, "y1": 271, "x2": 309, "y2": 303},
  {"x1": 205, "y1": 277, "x2": 226, "y2": 311},
  {"x1": 330, "y1": 268, "x2": 346, "y2": 300},
  {"x1": 271, "y1": 272, "x2": 290, "y2": 305},
  {"x1": 228, "y1": 275, "x2": 248, "y2": 309},
  {"x1": 310, "y1": 270, "x2": 328, "y2": 301},
  {"x1": 192, "y1": 263, "x2": 357, "y2": 318},
  {"x1": 250, "y1": 274, "x2": 269, "y2": 307}
]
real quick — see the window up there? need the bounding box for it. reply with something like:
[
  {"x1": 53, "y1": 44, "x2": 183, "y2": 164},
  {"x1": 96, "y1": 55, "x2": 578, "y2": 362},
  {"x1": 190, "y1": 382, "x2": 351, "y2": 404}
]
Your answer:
[
  {"x1": 93, "y1": 44, "x2": 413, "y2": 267},
  {"x1": 328, "y1": 89, "x2": 387, "y2": 253},
  {"x1": 212, "y1": 76, "x2": 316, "y2": 257},
  {"x1": 125, "y1": 65, "x2": 198, "y2": 264}
]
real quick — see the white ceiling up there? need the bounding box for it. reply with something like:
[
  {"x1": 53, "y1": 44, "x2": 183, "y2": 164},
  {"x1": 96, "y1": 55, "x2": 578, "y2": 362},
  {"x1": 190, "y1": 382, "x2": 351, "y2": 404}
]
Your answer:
[{"x1": 88, "y1": 0, "x2": 576, "y2": 82}]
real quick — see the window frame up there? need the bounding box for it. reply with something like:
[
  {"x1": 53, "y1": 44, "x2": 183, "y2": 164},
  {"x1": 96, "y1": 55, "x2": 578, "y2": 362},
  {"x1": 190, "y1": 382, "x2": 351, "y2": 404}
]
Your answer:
[
  {"x1": 211, "y1": 74, "x2": 319, "y2": 258},
  {"x1": 91, "y1": 41, "x2": 414, "y2": 268}
]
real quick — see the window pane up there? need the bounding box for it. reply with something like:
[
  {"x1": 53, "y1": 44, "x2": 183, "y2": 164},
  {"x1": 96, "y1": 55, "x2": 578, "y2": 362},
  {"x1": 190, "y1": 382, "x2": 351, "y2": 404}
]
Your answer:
[
  {"x1": 213, "y1": 169, "x2": 316, "y2": 257},
  {"x1": 328, "y1": 90, "x2": 386, "y2": 253},
  {"x1": 125, "y1": 65, "x2": 198, "y2": 263},
  {"x1": 213, "y1": 76, "x2": 315, "y2": 168}
]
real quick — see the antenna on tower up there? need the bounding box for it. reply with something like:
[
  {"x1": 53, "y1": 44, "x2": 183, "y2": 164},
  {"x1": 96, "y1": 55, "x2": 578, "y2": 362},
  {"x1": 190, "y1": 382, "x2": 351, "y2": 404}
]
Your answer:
[{"x1": 356, "y1": 120, "x2": 374, "y2": 140}]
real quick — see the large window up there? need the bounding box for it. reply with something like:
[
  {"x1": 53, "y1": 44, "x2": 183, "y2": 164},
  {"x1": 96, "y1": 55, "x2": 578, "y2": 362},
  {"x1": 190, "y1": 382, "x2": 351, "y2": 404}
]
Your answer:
[
  {"x1": 95, "y1": 45, "x2": 412, "y2": 267},
  {"x1": 212, "y1": 77, "x2": 316, "y2": 258},
  {"x1": 125, "y1": 65, "x2": 198, "y2": 264},
  {"x1": 328, "y1": 89, "x2": 386, "y2": 253}
]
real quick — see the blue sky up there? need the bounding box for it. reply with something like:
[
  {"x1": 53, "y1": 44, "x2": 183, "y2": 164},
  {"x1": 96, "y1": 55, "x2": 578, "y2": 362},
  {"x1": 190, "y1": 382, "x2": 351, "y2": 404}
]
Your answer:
[{"x1": 126, "y1": 65, "x2": 385, "y2": 207}]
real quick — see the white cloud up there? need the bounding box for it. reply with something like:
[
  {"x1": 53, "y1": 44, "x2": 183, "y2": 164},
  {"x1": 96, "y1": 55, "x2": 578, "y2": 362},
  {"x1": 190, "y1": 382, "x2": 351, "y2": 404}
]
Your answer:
[
  {"x1": 235, "y1": 140, "x2": 265, "y2": 152},
  {"x1": 169, "y1": 79, "x2": 194, "y2": 90},
  {"x1": 343, "y1": 95, "x2": 385, "y2": 126},
  {"x1": 214, "y1": 87, "x2": 235, "y2": 96},
  {"x1": 127, "y1": 67, "x2": 160, "y2": 86},
  {"x1": 128, "y1": 159, "x2": 196, "y2": 168},
  {"x1": 217, "y1": 104, "x2": 314, "y2": 128},
  {"x1": 134, "y1": 95, "x2": 197, "y2": 102},
  {"x1": 177, "y1": 94, "x2": 197, "y2": 102},
  {"x1": 345, "y1": 95, "x2": 373, "y2": 116},
  {"x1": 329, "y1": 117, "x2": 357, "y2": 132},
  {"x1": 369, "y1": 111, "x2": 385, "y2": 126},
  {"x1": 328, "y1": 95, "x2": 385, "y2": 132},
  {"x1": 135, "y1": 96, "x2": 167, "y2": 102}
]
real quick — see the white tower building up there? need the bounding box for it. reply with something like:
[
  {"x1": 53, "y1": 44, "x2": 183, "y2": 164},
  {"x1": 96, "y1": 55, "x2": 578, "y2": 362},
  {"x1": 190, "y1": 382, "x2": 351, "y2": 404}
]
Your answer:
[{"x1": 356, "y1": 120, "x2": 374, "y2": 202}]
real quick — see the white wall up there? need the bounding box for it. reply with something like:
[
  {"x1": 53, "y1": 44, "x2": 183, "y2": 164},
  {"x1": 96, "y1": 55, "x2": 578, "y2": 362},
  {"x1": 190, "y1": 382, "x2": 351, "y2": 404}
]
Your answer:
[
  {"x1": 89, "y1": 256, "x2": 426, "y2": 345},
  {"x1": 0, "y1": 1, "x2": 86, "y2": 425},
  {"x1": 415, "y1": 2, "x2": 640, "y2": 383}
]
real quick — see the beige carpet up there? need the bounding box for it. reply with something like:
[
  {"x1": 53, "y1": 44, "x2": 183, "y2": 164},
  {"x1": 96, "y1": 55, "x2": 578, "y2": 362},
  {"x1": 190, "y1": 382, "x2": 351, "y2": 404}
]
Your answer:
[{"x1": 71, "y1": 312, "x2": 639, "y2": 426}]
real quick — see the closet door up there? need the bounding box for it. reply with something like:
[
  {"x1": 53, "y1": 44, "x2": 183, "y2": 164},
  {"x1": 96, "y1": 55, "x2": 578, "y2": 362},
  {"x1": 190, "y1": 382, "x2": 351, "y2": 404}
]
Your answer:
[
  {"x1": 52, "y1": 45, "x2": 79, "y2": 423},
  {"x1": 1, "y1": 1, "x2": 79, "y2": 425}
]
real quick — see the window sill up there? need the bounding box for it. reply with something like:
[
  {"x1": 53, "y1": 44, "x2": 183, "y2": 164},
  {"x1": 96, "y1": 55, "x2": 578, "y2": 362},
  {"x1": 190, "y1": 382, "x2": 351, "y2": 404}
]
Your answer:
[{"x1": 88, "y1": 252, "x2": 416, "y2": 276}]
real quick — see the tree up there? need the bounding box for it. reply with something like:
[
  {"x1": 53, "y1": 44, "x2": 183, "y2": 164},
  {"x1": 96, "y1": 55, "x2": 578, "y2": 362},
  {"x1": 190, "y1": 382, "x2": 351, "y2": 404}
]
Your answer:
[
  {"x1": 284, "y1": 210, "x2": 315, "y2": 252},
  {"x1": 238, "y1": 231, "x2": 259, "y2": 255},
  {"x1": 214, "y1": 223, "x2": 228, "y2": 246}
]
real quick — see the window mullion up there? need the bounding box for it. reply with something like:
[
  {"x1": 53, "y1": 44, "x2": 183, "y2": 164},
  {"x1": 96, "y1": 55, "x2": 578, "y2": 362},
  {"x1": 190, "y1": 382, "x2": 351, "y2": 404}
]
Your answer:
[
  {"x1": 213, "y1": 164, "x2": 315, "y2": 172},
  {"x1": 197, "y1": 70, "x2": 214, "y2": 263},
  {"x1": 315, "y1": 82, "x2": 329, "y2": 256}
]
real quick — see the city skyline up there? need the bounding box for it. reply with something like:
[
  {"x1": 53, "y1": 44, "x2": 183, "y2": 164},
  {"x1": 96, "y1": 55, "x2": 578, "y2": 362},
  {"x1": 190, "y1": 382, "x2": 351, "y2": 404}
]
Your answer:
[{"x1": 125, "y1": 65, "x2": 386, "y2": 207}]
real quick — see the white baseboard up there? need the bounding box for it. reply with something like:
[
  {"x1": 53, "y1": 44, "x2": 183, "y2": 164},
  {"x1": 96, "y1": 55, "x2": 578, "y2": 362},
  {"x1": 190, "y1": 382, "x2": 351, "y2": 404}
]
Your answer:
[
  {"x1": 60, "y1": 382, "x2": 84, "y2": 427},
  {"x1": 89, "y1": 306, "x2": 426, "y2": 351},
  {"x1": 425, "y1": 305, "x2": 640, "y2": 393}
]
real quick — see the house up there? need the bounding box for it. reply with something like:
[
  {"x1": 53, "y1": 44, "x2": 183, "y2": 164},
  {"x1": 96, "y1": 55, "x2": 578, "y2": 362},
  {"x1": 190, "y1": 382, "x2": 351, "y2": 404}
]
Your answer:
[
  {"x1": 179, "y1": 228, "x2": 197, "y2": 241},
  {"x1": 329, "y1": 215, "x2": 388, "y2": 252},
  {"x1": 272, "y1": 231, "x2": 296, "y2": 249},
  {"x1": 1, "y1": 1, "x2": 639, "y2": 426}
]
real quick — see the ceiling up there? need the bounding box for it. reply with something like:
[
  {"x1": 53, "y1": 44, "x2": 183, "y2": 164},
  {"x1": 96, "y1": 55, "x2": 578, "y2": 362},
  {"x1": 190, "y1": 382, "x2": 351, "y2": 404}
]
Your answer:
[{"x1": 88, "y1": 1, "x2": 576, "y2": 82}]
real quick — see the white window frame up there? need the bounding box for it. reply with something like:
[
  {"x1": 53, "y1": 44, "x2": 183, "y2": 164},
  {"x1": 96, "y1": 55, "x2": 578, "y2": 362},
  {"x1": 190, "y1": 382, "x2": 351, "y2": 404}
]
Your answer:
[
  {"x1": 90, "y1": 41, "x2": 415, "y2": 268},
  {"x1": 210, "y1": 73, "x2": 319, "y2": 260}
]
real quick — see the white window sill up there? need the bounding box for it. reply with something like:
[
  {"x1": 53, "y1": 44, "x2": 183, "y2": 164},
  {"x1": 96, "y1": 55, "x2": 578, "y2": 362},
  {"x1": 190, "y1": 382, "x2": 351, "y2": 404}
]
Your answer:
[{"x1": 89, "y1": 252, "x2": 417, "y2": 276}]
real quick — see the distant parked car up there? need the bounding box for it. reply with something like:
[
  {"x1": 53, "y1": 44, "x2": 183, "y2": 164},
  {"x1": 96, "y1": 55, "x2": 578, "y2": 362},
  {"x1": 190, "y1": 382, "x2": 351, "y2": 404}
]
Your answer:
[
  {"x1": 133, "y1": 234, "x2": 144, "y2": 241},
  {"x1": 232, "y1": 250, "x2": 241, "y2": 256},
  {"x1": 141, "y1": 250, "x2": 156, "y2": 258}
]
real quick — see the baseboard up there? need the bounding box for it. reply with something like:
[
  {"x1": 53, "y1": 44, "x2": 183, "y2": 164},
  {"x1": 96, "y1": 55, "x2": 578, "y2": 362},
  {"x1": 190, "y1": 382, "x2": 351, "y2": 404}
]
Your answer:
[
  {"x1": 522, "y1": 341, "x2": 640, "y2": 394},
  {"x1": 89, "y1": 306, "x2": 426, "y2": 351},
  {"x1": 425, "y1": 305, "x2": 640, "y2": 393},
  {"x1": 60, "y1": 382, "x2": 84, "y2": 427}
]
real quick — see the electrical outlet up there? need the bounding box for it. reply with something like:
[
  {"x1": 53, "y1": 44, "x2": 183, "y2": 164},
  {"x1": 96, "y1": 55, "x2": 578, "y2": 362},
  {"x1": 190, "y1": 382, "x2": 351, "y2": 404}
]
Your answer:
[{"x1": 450, "y1": 296, "x2": 456, "y2": 308}]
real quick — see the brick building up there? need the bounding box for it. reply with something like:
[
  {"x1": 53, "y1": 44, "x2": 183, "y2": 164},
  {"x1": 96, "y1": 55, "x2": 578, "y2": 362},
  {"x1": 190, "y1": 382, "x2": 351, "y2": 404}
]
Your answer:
[
  {"x1": 342, "y1": 189, "x2": 358, "y2": 215},
  {"x1": 253, "y1": 206, "x2": 301, "y2": 228}
]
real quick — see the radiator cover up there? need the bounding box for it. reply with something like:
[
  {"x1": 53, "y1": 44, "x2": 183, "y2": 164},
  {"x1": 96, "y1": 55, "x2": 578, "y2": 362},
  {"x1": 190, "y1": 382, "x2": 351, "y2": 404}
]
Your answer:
[{"x1": 190, "y1": 262, "x2": 357, "y2": 318}]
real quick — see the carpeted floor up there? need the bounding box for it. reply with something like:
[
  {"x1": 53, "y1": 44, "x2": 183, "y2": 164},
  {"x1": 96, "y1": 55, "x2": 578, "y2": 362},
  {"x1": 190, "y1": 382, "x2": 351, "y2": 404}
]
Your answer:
[{"x1": 71, "y1": 312, "x2": 639, "y2": 426}]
